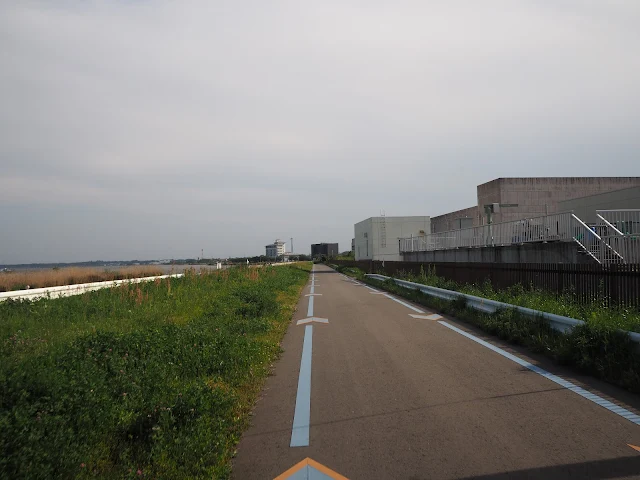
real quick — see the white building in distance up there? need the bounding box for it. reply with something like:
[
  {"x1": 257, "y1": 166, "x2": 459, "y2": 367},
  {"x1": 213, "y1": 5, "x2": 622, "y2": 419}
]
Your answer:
[
  {"x1": 354, "y1": 216, "x2": 430, "y2": 261},
  {"x1": 265, "y1": 239, "x2": 286, "y2": 258}
]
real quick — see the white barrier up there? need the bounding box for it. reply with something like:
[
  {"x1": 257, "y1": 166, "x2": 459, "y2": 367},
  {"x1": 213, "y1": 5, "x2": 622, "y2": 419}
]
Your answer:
[{"x1": 0, "y1": 274, "x2": 183, "y2": 303}]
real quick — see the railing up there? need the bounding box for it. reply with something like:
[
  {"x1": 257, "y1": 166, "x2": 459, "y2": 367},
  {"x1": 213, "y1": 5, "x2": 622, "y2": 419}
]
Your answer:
[
  {"x1": 597, "y1": 210, "x2": 640, "y2": 235},
  {"x1": 602, "y1": 235, "x2": 640, "y2": 264},
  {"x1": 400, "y1": 212, "x2": 575, "y2": 253}
]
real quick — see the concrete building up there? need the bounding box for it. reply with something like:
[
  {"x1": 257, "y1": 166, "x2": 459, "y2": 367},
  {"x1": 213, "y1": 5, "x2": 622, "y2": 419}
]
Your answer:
[
  {"x1": 311, "y1": 243, "x2": 339, "y2": 259},
  {"x1": 355, "y1": 216, "x2": 430, "y2": 261},
  {"x1": 477, "y1": 177, "x2": 640, "y2": 224},
  {"x1": 431, "y1": 177, "x2": 640, "y2": 233},
  {"x1": 265, "y1": 239, "x2": 286, "y2": 258},
  {"x1": 431, "y1": 206, "x2": 481, "y2": 233},
  {"x1": 558, "y1": 186, "x2": 640, "y2": 225}
]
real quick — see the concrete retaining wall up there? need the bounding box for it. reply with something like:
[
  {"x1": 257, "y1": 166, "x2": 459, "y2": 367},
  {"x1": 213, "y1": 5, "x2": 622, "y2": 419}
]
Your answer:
[{"x1": 401, "y1": 242, "x2": 591, "y2": 264}]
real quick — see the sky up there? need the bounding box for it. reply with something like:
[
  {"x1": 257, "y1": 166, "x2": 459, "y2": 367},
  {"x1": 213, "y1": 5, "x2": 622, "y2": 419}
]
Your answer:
[{"x1": 1, "y1": 1, "x2": 639, "y2": 263}]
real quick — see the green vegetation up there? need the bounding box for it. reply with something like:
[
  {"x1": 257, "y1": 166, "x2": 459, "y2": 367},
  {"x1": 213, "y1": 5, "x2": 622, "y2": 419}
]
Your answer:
[
  {"x1": 1, "y1": 264, "x2": 311, "y2": 479},
  {"x1": 332, "y1": 265, "x2": 640, "y2": 393}
]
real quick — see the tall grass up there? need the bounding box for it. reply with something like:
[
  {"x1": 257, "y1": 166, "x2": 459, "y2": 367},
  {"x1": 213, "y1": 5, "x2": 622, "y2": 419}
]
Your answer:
[
  {"x1": 0, "y1": 263, "x2": 311, "y2": 479},
  {"x1": 0, "y1": 266, "x2": 165, "y2": 292}
]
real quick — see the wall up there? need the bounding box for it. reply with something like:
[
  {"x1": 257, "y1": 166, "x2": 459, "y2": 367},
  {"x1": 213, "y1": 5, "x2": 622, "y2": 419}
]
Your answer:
[
  {"x1": 354, "y1": 217, "x2": 430, "y2": 261},
  {"x1": 354, "y1": 218, "x2": 372, "y2": 260},
  {"x1": 371, "y1": 216, "x2": 431, "y2": 261},
  {"x1": 401, "y1": 242, "x2": 590, "y2": 264},
  {"x1": 478, "y1": 178, "x2": 640, "y2": 224},
  {"x1": 430, "y1": 206, "x2": 480, "y2": 233},
  {"x1": 558, "y1": 186, "x2": 640, "y2": 224}
]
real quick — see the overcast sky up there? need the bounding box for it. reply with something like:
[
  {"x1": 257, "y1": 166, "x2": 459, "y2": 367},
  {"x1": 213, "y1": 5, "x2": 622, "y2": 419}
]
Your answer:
[{"x1": 1, "y1": 1, "x2": 639, "y2": 263}]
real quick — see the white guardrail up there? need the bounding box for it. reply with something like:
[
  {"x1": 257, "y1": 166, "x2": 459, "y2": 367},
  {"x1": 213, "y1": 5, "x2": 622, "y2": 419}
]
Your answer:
[
  {"x1": 366, "y1": 274, "x2": 640, "y2": 344},
  {"x1": 0, "y1": 274, "x2": 183, "y2": 303}
]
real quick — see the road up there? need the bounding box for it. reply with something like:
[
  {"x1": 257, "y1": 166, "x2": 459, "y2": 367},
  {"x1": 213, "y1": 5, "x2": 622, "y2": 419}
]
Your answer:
[{"x1": 232, "y1": 264, "x2": 640, "y2": 479}]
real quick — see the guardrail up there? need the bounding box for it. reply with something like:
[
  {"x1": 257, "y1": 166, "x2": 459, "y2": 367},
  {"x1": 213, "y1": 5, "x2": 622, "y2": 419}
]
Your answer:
[
  {"x1": 0, "y1": 274, "x2": 184, "y2": 303},
  {"x1": 365, "y1": 274, "x2": 640, "y2": 344}
]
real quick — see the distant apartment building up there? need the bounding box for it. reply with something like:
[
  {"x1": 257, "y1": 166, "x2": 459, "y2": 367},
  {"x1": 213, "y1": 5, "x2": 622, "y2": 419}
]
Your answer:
[
  {"x1": 311, "y1": 243, "x2": 339, "y2": 259},
  {"x1": 354, "y1": 216, "x2": 430, "y2": 261},
  {"x1": 265, "y1": 239, "x2": 286, "y2": 258},
  {"x1": 431, "y1": 177, "x2": 640, "y2": 233}
]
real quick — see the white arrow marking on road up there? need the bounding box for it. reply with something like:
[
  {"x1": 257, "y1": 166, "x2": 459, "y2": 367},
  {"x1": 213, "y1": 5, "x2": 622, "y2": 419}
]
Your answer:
[{"x1": 296, "y1": 317, "x2": 329, "y2": 325}]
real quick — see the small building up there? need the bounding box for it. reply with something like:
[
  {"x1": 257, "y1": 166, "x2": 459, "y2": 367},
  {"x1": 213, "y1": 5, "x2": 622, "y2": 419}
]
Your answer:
[
  {"x1": 265, "y1": 239, "x2": 286, "y2": 258},
  {"x1": 311, "y1": 243, "x2": 339, "y2": 259},
  {"x1": 354, "y1": 216, "x2": 430, "y2": 261}
]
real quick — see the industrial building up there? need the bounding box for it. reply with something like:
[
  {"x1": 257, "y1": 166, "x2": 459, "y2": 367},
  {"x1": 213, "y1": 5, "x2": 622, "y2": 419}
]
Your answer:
[
  {"x1": 311, "y1": 243, "x2": 339, "y2": 259},
  {"x1": 265, "y1": 239, "x2": 286, "y2": 258},
  {"x1": 354, "y1": 216, "x2": 430, "y2": 261},
  {"x1": 558, "y1": 186, "x2": 640, "y2": 225},
  {"x1": 431, "y1": 177, "x2": 640, "y2": 233}
]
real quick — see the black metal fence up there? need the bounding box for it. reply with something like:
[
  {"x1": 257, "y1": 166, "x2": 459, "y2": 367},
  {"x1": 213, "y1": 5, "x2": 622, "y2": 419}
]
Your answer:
[{"x1": 330, "y1": 260, "x2": 640, "y2": 309}]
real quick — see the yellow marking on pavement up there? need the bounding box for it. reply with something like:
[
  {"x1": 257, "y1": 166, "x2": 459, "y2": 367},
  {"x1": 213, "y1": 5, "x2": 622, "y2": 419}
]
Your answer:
[
  {"x1": 274, "y1": 457, "x2": 349, "y2": 480},
  {"x1": 629, "y1": 444, "x2": 640, "y2": 453}
]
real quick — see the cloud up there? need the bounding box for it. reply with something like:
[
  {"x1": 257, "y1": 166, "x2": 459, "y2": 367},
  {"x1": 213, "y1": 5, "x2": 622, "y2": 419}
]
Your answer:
[{"x1": 1, "y1": 0, "x2": 639, "y2": 262}]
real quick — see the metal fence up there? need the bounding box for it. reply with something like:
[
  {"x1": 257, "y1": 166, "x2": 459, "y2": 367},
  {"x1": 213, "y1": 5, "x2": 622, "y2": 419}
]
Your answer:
[
  {"x1": 330, "y1": 259, "x2": 640, "y2": 309},
  {"x1": 400, "y1": 212, "x2": 575, "y2": 253},
  {"x1": 399, "y1": 210, "x2": 639, "y2": 265},
  {"x1": 597, "y1": 209, "x2": 640, "y2": 235}
]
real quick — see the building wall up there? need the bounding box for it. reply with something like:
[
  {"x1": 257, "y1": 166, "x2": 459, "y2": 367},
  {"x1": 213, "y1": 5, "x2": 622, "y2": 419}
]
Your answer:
[
  {"x1": 430, "y1": 206, "x2": 480, "y2": 233},
  {"x1": 477, "y1": 177, "x2": 640, "y2": 224},
  {"x1": 355, "y1": 216, "x2": 430, "y2": 261},
  {"x1": 558, "y1": 186, "x2": 640, "y2": 224},
  {"x1": 311, "y1": 243, "x2": 339, "y2": 258},
  {"x1": 354, "y1": 218, "x2": 373, "y2": 260}
]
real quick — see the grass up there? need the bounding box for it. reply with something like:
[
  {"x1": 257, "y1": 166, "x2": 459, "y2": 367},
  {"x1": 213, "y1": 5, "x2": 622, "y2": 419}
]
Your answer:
[
  {"x1": 332, "y1": 264, "x2": 640, "y2": 393},
  {"x1": 0, "y1": 266, "x2": 166, "y2": 292},
  {"x1": 0, "y1": 263, "x2": 311, "y2": 479}
]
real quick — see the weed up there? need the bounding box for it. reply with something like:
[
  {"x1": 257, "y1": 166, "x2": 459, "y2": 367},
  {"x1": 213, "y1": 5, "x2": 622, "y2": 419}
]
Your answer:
[{"x1": 0, "y1": 263, "x2": 311, "y2": 479}]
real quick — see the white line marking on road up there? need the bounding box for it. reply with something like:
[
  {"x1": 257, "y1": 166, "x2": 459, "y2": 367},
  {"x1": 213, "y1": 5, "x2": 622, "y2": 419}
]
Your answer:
[
  {"x1": 370, "y1": 292, "x2": 387, "y2": 295},
  {"x1": 438, "y1": 321, "x2": 640, "y2": 425},
  {"x1": 410, "y1": 314, "x2": 442, "y2": 320},
  {"x1": 305, "y1": 294, "x2": 322, "y2": 296},
  {"x1": 383, "y1": 294, "x2": 425, "y2": 313},
  {"x1": 307, "y1": 295, "x2": 314, "y2": 317},
  {"x1": 291, "y1": 325, "x2": 314, "y2": 447}
]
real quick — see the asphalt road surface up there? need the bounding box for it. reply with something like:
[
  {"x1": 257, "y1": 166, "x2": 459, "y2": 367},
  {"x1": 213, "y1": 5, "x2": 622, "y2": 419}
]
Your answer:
[{"x1": 233, "y1": 264, "x2": 640, "y2": 480}]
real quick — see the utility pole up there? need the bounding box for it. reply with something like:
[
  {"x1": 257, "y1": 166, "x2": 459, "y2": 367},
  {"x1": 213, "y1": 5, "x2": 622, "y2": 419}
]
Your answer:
[{"x1": 291, "y1": 237, "x2": 294, "y2": 254}]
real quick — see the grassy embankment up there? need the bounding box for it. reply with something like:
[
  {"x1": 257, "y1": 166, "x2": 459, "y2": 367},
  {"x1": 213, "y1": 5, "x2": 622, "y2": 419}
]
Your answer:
[
  {"x1": 332, "y1": 264, "x2": 640, "y2": 393},
  {"x1": 1, "y1": 263, "x2": 311, "y2": 479},
  {"x1": 0, "y1": 266, "x2": 166, "y2": 292}
]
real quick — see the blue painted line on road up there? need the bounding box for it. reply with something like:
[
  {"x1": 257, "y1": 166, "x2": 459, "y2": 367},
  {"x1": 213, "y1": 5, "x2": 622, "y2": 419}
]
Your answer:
[
  {"x1": 383, "y1": 294, "x2": 424, "y2": 313},
  {"x1": 307, "y1": 295, "x2": 314, "y2": 317},
  {"x1": 291, "y1": 325, "x2": 314, "y2": 447},
  {"x1": 439, "y1": 321, "x2": 640, "y2": 426}
]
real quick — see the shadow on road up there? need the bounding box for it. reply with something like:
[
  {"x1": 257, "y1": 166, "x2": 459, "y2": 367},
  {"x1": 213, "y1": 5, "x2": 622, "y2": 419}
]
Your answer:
[{"x1": 454, "y1": 454, "x2": 640, "y2": 480}]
